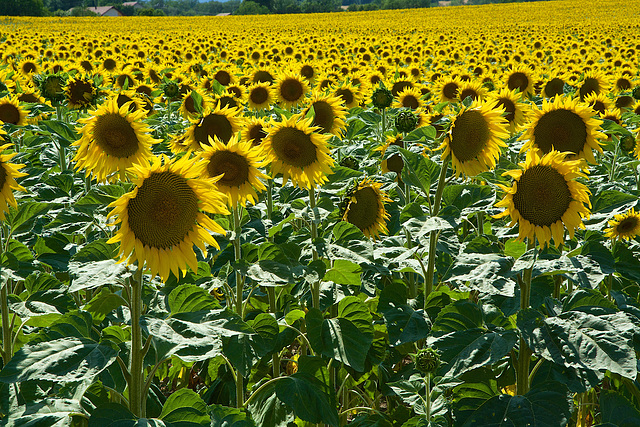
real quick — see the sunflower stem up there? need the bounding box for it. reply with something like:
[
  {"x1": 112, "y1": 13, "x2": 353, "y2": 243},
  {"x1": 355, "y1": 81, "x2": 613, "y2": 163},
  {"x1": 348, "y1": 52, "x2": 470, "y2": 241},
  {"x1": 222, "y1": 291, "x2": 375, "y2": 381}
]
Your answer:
[
  {"x1": 609, "y1": 140, "x2": 619, "y2": 182},
  {"x1": 129, "y1": 265, "x2": 145, "y2": 418},
  {"x1": 516, "y1": 238, "x2": 535, "y2": 396},
  {"x1": 424, "y1": 373, "x2": 432, "y2": 423},
  {"x1": 266, "y1": 176, "x2": 273, "y2": 222},
  {"x1": 1, "y1": 269, "x2": 13, "y2": 365},
  {"x1": 309, "y1": 186, "x2": 320, "y2": 310},
  {"x1": 267, "y1": 286, "x2": 280, "y2": 378},
  {"x1": 424, "y1": 156, "x2": 449, "y2": 309},
  {"x1": 232, "y1": 205, "x2": 245, "y2": 407},
  {"x1": 380, "y1": 108, "x2": 387, "y2": 147}
]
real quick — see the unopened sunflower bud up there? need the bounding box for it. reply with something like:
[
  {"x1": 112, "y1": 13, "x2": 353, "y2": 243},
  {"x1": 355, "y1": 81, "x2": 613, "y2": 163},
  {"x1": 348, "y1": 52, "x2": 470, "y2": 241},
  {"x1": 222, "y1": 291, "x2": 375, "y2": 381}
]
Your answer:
[
  {"x1": 395, "y1": 110, "x2": 418, "y2": 133},
  {"x1": 372, "y1": 85, "x2": 393, "y2": 109},
  {"x1": 414, "y1": 348, "x2": 441, "y2": 375}
]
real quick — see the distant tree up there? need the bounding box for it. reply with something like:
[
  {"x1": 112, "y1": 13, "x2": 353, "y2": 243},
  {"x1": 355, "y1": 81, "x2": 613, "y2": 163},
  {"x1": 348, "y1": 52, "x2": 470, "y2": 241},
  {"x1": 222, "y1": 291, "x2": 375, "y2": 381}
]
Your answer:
[
  {"x1": 137, "y1": 7, "x2": 156, "y2": 14},
  {"x1": 45, "y1": 0, "x2": 81, "y2": 12},
  {"x1": 301, "y1": 0, "x2": 339, "y2": 12},
  {"x1": 0, "y1": 0, "x2": 48, "y2": 15},
  {"x1": 235, "y1": 0, "x2": 269, "y2": 14},
  {"x1": 70, "y1": 6, "x2": 98, "y2": 15},
  {"x1": 272, "y1": 0, "x2": 301, "y2": 13}
]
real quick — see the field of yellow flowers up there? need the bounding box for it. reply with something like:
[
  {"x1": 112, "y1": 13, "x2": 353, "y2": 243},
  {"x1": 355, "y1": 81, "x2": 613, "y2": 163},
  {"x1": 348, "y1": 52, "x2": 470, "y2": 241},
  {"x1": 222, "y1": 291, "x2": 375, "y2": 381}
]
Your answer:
[{"x1": 1, "y1": 0, "x2": 640, "y2": 425}]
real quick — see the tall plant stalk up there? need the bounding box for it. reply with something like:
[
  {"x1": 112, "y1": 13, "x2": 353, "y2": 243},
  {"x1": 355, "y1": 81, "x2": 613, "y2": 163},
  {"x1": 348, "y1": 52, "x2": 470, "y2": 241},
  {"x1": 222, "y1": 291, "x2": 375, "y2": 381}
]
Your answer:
[
  {"x1": 516, "y1": 238, "x2": 535, "y2": 396},
  {"x1": 309, "y1": 186, "x2": 321, "y2": 310},
  {"x1": 232, "y1": 205, "x2": 245, "y2": 407},
  {"x1": 424, "y1": 156, "x2": 449, "y2": 309},
  {"x1": 129, "y1": 266, "x2": 145, "y2": 417}
]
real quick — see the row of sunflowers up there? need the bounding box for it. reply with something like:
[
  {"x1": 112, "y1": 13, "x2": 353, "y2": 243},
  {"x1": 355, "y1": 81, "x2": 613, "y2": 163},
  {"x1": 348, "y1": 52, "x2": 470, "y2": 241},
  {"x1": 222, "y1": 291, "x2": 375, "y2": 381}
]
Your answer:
[{"x1": 1, "y1": 1, "x2": 640, "y2": 426}]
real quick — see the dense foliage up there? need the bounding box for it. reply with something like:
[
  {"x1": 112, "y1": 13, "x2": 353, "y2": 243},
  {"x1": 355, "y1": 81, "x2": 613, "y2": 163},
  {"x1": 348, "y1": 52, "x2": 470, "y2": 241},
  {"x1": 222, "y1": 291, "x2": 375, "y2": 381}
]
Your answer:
[{"x1": 1, "y1": 1, "x2": 640, "y2": 426}]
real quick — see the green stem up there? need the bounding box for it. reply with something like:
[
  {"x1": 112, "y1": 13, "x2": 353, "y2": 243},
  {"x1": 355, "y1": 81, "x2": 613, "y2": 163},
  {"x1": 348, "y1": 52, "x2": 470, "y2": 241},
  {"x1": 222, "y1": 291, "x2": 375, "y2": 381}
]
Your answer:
[
  {"x1": 424, "y1": 373, "x2": 431, "y2": 422},
  {"x1": 609, "y1": 140, "x2": 619, "y2": 182},
  {"x1": 266, "y1": 177, "x2": 273, "y2": 222},
  {"x1": 232, "y1": 205, "x2": 244, "y2": 407},
  {"x1": 381, "y1": 108, "x2": 386, "y2": 146},
  {"x1": 477, "y1": 211, "x2": 484, "y2": 236},
  {"x1": 267, "y1": 287, "x2": 280, "y2": 378},
  {"x1": 516, "y1": 238, "x2": 535, "y2": 396},
  {"x1": 309, "y1": 186, "x2": 320, "y2": 310},
  {"x1": 129, "y1": 266, "x2": 144, "y2": 417},
  {"x1": 404, "y1": 227, "x2": 416, "y2": 299},
  {"x1": 424, "y1": 156, "x2": 449, "y2": 309},
  {"x1": 1, "y1": 279, "x2": 11, "y2": 365}
]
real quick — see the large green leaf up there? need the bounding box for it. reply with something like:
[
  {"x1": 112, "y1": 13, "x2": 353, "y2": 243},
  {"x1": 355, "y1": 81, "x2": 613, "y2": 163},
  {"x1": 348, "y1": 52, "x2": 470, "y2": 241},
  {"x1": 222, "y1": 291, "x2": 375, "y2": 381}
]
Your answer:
[
  {"x1": 430, "y1": 300, "x2": 484, "y2": 335},
  {"x1": 0, "y1": 337, "x2": 118, "y2": 383},
  {"x1": 6, "y1": 398, "x2": 85, "y2": 427},
  {"x1": 141, "y1": 309, "x2": 252, "y2": 362},
  {"x1": 324, "y1": 259, "x2": 362, "y2": 286},
  {"x1": 378, "y1": 282, "x2": 430, "y2": 346},
  {"x1": 443, "y1": 253, "x2": 515, "y2": 296},
  {"x1": 305, "y1": 308, "x2": 373, "y2": 372},
  {"x1": 613, "y1": 243, "x2": 640, "y2": 282},
  {"x1": 398, "y1": 147, "x2": 440, "y2": 196},
  {"x1": 209, "y1": 404, "x2": 255, "y2": 427},
  {"x1": 518, "y1": 309, "x2": 637, "y2": 379},
  {"x1": 68, "y1": 259, "x2": 130, "y2": 292},
  {"x1": 246, "y1": 379, "x2": 294, "y2": 427},
  {"x1": 84, "y1": 288, "x2": 128, "y2": 324},
  {"x1": 442, "y1": 184, "x2": 495, "y2": 215},
  {"x1": 168, "y1": 284, "x2": 220, "y2": 315},
  {"x1": 428, "y1": 328, "x2": 518, "y2": 378},
  {"x1": 597, "y1": 390, "x2": 640, "y2": 427},
  {"x1": 274, "y1": 373, "x2": 339, "y2": 427},
  {"x1": 90, "y1": 403, "x2": 174, "y2": 427},
  {"x1": 158, "y1": 388, "x2": 209, "y2": 426},
  {"x1": 460, "y1": 384, "x2": 570, "y2": 427}
]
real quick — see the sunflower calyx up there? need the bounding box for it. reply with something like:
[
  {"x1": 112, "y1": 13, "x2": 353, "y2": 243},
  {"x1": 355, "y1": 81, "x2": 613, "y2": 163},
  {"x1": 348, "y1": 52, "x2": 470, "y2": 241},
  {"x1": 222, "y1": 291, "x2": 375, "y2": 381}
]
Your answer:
[
  {"x1": 395, "y1": 110, "x2": 419, "y2": 134},
  {"x1": 339, "y1": 156, "x2": 359, "y2": 171},
  {"x1": 413, "y1": 348, "x2": 441, "y2": 375},
  {"x1": 371, "y1": 84, "x2": 393, "y2": 109},
  {"x1": 37, "y1": 73, "x2": 67, "y2": 105},
  {"x1": 161, "y1": 79, "x2": 180, "y2": 100}
]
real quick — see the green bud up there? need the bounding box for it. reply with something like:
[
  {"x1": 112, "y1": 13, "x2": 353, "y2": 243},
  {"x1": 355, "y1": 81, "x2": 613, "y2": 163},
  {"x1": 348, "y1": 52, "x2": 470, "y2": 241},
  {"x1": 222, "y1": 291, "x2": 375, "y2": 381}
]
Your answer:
[
  {"x1": 414, "y1": 348, "x2": 440, "y2": 375},
  {"x1": 372, "y1": 84, "x2": 393, "y2": 109},
  {"x1": 395, "y1": 110, "x2": 418, "y2": 134}
]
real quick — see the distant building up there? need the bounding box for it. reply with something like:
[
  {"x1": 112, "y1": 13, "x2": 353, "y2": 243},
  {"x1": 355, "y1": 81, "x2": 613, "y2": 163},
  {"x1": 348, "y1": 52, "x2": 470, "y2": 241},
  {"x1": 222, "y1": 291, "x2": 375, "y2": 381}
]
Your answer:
[
  {"x1": 216, "y1": 12, "x2": 231, "y2": 16},
  {"x1": 86, "y1": 6, "x2": 124, "y2": 16},
  {"x1": 122, "y1": 2, "x2": 143, "y2": 9}
]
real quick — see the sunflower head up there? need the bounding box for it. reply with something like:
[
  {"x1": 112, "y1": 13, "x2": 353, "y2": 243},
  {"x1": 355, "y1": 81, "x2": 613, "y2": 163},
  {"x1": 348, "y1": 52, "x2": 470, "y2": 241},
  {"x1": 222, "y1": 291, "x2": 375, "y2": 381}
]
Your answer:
[
  {"x1": 37, "y1": 73, "x2": 67, "y2": 105},
  {"x1": 340, "y1": 178, "x2": 391, "y2": 239},
  {"x1": 275, "y1": 72, "x2": 308, "y2": 109},
  {"x1": 395, "y1": 110, "x2": 419, "y2": 134},
  {"x1": 413, "y1": 348, "x2": 441, "y2": 375},
  {"x1": 107, "y1": 154, "x2": 229, "y2": 282},
  {"x1": 0, "y1": 96, "x2": 29, "y2": 127},
  {"x1": 439, "y1": 99, "x2": 510, "y2": 177},
  {"x1": 520, "y1": 96, "x2": 604, "y2": 164},
  {"x1": 65, "y1": 77, "x2": 98, "y2": 109},
  {"x1": 196, "y1": 136, "x2": 268, "y2": 207},
  {"x1": 494, "y1": 150, "x2": 591, "y2": 248},
  {"x1": 262, "y1": 114, "x2": 334, "y2": 190},
  {"x1": 0, "y1": 143, "x2": 27, "y2": 221},
  {"x1": 371, "y1": 83, "x2": 393, "y2": 109},
  {"x1": 246, "y1": 82, "x2": 273, "y2": 111},
  {"x1": 604, "y1": 208, "x2": 640, "y2": 241},
  {"x1": 303, "y1": 92, "x2": 347, "y2": 136},
  {"x1": 186, "y1": 105, "x2": 244, "y2": 150},
  {"x1": 242, "y1": 117, "x2": 268, "y2": 147},
  {"x1": 161, "y1": 79, "x2": 181, "y2": 101}
]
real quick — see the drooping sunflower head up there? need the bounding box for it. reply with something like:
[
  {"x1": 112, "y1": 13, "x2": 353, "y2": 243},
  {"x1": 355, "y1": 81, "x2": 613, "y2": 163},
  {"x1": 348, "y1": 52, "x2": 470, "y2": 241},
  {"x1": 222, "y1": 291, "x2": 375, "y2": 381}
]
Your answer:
[
  {"x1": 178, "y1": 90, "x2": 213, "y2": 119},
  {"x1": 494, "y1": 150, "x2": 591, "y2": 248},
  {"x1": 107, "y1": 154, "x2": 229, "y2": 282},
  {"x1": 439, "y1": 99, "x2": 510, "y2": 177},
  {"x1": 186, "y1": 104, "x2": 244, "y2": 150},
  {"x1": 262, "y1": 114, "x2": 334, "y2": 190},
  {"x1": 0, "y1": 96, "x2": 29, "y2": 127},
  {"x1": 246, "y1": 82, "x2": 273, "y2": 111},
  {"x1": 196, "y1": 136, "x2": 268, "y2": 207},
  {"x1": 73, "y1": 97, "x2": 159, "y2": 183},
  {"x1": 583, "y1": 91, "x2": 611, "y2": 116},
  {"x1": 302, "y1": 91, "x2": 347, "y2": 136},
  {"x1": 488, "y1": 87, "x2": 529, "y2": 134},
  {"x1": 340, "y1": 178, "x2": 391, "y2": 239},
  {"x1": 604, "y1": 208, "x2": 640, "y2": 241},
  {"x1": 0, "y1": 143, "x2": 27, "y2": 221},
  {"x1": 65, "y1": 76, "x2": 98, "y2": 109},
  {"x1": 521, "y1": 95, "x2": 604, "y2": 164},
  {"x1": 274, "y1": 72, "x2": 308, "y2": 109},
  {"x1": 36, "y1": 73, "x2": 67, "y2": 105}
]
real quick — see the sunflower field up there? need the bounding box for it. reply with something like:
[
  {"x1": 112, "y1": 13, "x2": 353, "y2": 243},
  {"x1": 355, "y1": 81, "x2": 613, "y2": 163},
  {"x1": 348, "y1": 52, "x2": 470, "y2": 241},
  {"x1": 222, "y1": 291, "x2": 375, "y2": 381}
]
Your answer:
[{"x1": 1, "y1": 0, "x2": 640, "y2": 425}]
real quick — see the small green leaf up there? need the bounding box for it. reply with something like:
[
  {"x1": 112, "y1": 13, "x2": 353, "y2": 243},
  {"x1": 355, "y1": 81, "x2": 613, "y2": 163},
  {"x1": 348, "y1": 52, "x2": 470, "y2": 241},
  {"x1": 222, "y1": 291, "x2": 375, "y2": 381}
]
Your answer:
[
  {"x1": 246, "y1": 380, "x2": 294, "y2": 427},
  {"x1": 168, "y1": 284, "x2": 220, "y2": 315},
  {"x1": 159, "y1": 388, "x2": 209, "y2": 425},
  {"x1": 275, "y1": 373, "x2": 339, "y2": 427},
  {"x1": 324, "y1": 259, "x2": 362, "y2": 286},
  {"x1": 209, "y1": 404, "x2": 255, "y2": 427},
  {"x1": 598, "y1": 390, "x2": 640, "y2": 427},
  {"x1": 84, "y1": 288, "x2": 128, "y2": 324}
]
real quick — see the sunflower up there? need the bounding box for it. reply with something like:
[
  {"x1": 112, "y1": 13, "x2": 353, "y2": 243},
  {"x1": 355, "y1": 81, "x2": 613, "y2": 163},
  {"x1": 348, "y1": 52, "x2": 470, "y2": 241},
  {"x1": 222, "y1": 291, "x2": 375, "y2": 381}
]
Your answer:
[
  {"x1": 65, "y1": 76, "x2": 98, "y2": 109},
  {"x1": 73, "y1": 97, "x2": 159, "y2": 183},
  {"x1": 582, "y1": 92, "x2": 611, "y2": 116},
  {"x1": 0, "y1": 143, "x2": 27, "y2": 221},
  {"x1": 435, "y1": 76, "x2": 462, "y2": 103},
  {"x1": 578, "y1": 71, "x2": 609, "y2": 101},
  {"x1": 298, "y1": 62, "x2": 318, "y2": 83},
  {"x1": 274, "y1": 72, "x2": 308, "y2": 109},
  {"x1": 504, "y1": 65, "x2": 535, "y2": 97},
  {"x1": 16, "y1": 59, "x2": 38, "y2": 77},
  {"x1": 185, "y1": 105, "x2": 244, "y2": 150},
  {"x1": 333, "y1": 82, "x2": 362, "y2": 109},
  {"x1": 178, "y1": 90, "x2": 213, "y2": 119},
  {"x1": 376, "y1": 134, "x2": 404, "y2": 177},
  {"x1": 0, "y1": 96, "x2": 29, "y2": 126},
  {"x1": 262, "y1": 114, "x2": 334, "y2": 189},
  {"x1": 167, "y1": 132, "x2": 190, "y2": 155},
  {"x1": 107, "y1": 154, "x2": 229, "y2": 282},
  {"x1": 302, "y1": 91, "x2": 348, "y2": 136},
  {"x1": 241, "y1": 116, "x2": 268, "y2": 146},
  {"x1": 37, "y1": 73, "x2": 67, "y2": 105},
  {"x1": 457, "y1": 80, "x2": 487, "y2": 103},
  {"x1": 494, "y1": 150, "x2": 591, "y2": 248},
  {"x1": 439, "y1": 100, "x2": 510, "y2": 177},
  {"x1": 340, "y1": 178, "x2": 392, "y2": 239},
  {"x1": 246, "y1": 82, "x2": 273, "y2": 111},
  {"x1": 393, "y1": 87, "x2": 425, "y2": 110},
  {"x1": 520, "y1": 96, "x2": 604, "y2": 164},
  {"x1": 488, "y1": 88, "x2": 529, "y2": 134},
  {"x1": 604, "y1": 208, "x2": 640, "y2": 241},
  {"x1": 196, "y1": 136, "x2": 268, "y2": 207}
]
